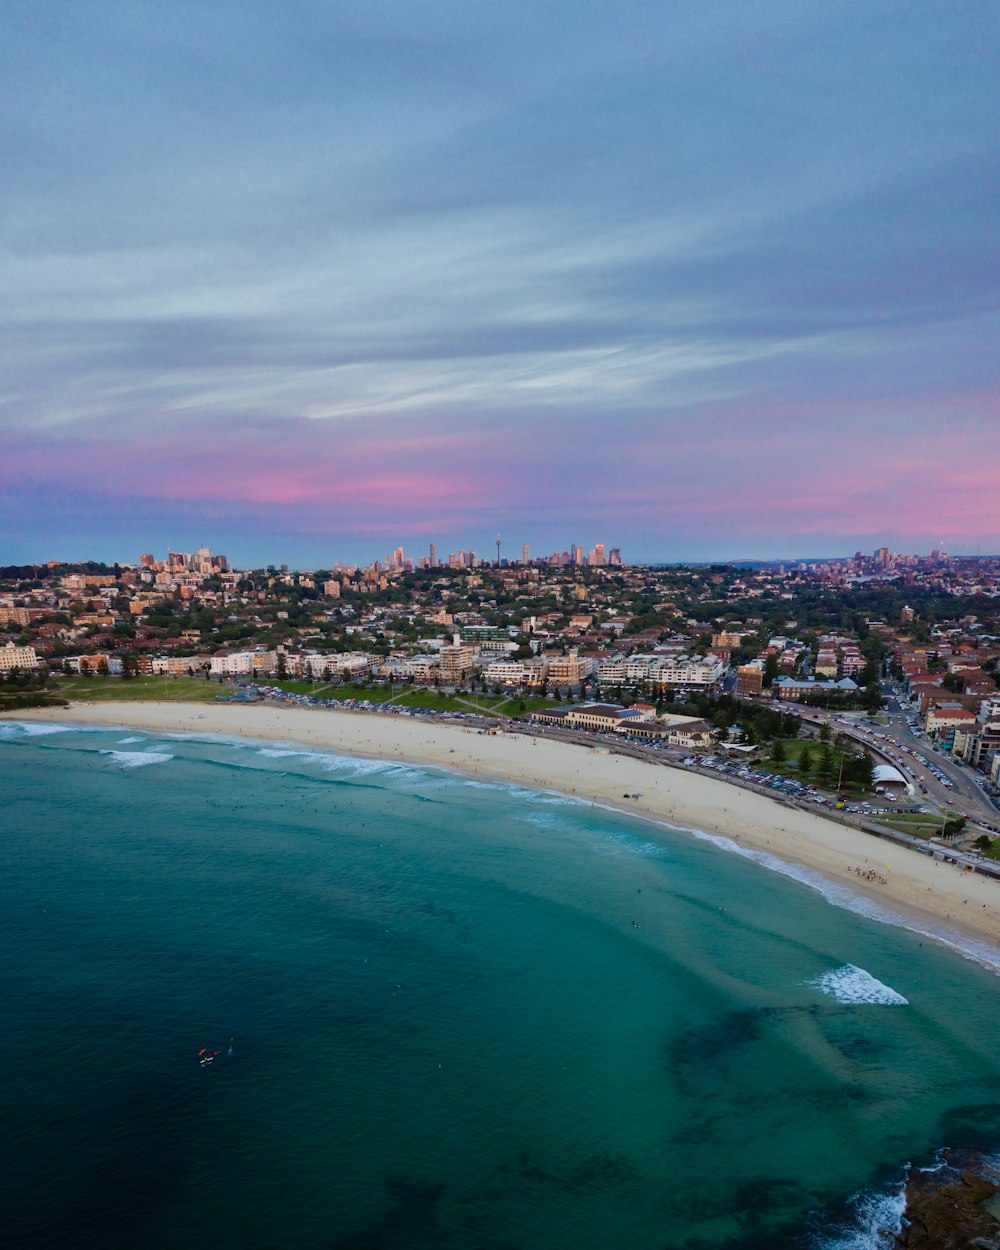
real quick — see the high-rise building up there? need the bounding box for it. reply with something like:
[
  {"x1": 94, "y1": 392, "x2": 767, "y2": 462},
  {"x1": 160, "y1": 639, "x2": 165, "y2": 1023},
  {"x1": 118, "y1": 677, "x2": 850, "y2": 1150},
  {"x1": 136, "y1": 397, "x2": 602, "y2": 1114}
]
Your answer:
[
  {"x1": 429, "y1": 543, "x2": 436, "y2": 566},
  {"x1": 521, "y1": 543, "x2": 529, "y2": 565}
]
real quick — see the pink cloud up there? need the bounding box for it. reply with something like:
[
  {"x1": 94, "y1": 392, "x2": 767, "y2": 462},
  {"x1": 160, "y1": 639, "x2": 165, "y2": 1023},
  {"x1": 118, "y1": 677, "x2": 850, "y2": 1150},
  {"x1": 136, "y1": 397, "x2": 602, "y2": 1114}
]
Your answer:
[{"x1": 3, "y1": 398, "x2": 998, "y2": 548}]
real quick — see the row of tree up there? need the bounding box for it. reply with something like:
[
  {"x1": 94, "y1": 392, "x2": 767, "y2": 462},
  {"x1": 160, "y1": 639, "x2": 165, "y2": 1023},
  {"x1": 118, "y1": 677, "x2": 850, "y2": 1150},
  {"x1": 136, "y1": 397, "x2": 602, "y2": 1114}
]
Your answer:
[{"x1": 770, "y1": 738, "x2": 877, "y2": 789}]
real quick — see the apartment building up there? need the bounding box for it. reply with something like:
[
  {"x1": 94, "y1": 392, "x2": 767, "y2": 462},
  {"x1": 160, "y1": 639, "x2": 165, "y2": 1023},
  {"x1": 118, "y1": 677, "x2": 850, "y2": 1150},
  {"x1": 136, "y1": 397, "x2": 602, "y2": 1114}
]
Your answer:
[{"x1": 0, "y1": 643, "x2": 39, "y2": 671}]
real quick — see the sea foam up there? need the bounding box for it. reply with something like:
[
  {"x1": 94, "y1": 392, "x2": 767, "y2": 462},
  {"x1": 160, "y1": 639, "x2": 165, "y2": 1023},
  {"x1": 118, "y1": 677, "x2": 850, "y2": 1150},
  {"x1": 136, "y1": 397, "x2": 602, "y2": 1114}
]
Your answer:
[
  {"x1": 684, "y1": 826, "x2": 1000, "y2": 977},
  {"x1": 808, "y1": 1178, "x2": 907, "y2": 1248},
  {"x1": 0, "y1": 721, "x2": 78, "y2": 738},
  {"x1": 101, "y1": 750, "x2": 174, "y2": 769},
  {"x1": 808, "y1": 964, "x2": 908, "y2": 1006}
]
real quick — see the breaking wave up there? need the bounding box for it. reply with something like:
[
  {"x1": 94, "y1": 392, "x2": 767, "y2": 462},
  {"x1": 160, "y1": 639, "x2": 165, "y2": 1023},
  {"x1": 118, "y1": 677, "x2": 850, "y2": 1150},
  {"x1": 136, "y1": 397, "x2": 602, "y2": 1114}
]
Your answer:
[
  {"x1": 101, "y1": 750, "x2": 174, "y2": 769},
  {"x1": 683, "y1": 826, "x2": 1000, "y2": 976},
  {"x1": 0, "y1": 721, "x2": 78, "y2": 738},
  {"x1": 806, "y1": 1178, "x2": 907, "y2": 1248},
  {"x1": 808, "y1": 964, "x2": 908, "y2": 1006}
]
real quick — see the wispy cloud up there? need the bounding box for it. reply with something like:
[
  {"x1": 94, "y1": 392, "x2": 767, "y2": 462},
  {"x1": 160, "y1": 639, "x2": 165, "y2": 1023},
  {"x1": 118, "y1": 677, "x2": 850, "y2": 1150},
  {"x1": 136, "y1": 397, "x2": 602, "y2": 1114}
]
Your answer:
[{"x1": 1, "y1": 1, "x2": 997, "y2": 561}]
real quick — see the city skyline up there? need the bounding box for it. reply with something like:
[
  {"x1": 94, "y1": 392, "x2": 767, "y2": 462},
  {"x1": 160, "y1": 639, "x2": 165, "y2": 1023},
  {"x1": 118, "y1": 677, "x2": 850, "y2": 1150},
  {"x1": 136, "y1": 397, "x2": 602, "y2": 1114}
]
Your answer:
[
  {"x1": 11, "y1": 539, "x2": 997, "y2": 577},
  {"x1": 2, "y1": 3, "x2": 998, "y2": 565}
]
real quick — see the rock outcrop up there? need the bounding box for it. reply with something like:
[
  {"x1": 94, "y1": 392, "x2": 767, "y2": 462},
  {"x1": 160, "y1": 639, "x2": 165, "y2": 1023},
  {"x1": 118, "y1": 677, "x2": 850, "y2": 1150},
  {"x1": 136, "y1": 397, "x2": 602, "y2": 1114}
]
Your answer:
[{"x1": 896, "y1": 1151, "x2": 1000, "y2": 1250}]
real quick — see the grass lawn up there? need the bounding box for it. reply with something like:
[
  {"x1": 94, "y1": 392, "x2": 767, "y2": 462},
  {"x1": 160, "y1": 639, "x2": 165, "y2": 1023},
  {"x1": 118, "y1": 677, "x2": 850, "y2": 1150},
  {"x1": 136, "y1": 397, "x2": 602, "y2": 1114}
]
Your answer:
[
  {"x1": 878, "y1": 815, "x2": 944, "y2": 839},
  {"x1": 759, "y1": 738, "x2": 875, "y2": 796},
  {"x1": 390, "y1": 690, "x2": 551, "y2": 715},
  {"x1": 51, "y1": 675, "x2": 233, "y2": 702},
  {"x1": 262, "y1": 679, "x2": 550, "y2": 716}
]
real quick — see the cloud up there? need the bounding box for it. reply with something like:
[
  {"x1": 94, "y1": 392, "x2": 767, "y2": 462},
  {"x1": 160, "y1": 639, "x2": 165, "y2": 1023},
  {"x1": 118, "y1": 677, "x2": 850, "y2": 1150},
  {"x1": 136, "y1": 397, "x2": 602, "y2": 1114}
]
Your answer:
[{"x1": 0, "y1": 2, "x2": 997, "y2": 562}]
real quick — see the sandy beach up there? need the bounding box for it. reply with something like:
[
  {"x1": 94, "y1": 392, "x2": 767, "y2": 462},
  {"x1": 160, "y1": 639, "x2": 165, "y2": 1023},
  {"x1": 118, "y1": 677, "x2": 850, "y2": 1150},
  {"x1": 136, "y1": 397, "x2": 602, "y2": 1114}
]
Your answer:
[{"x1": 8, "y1": 701, "x2": 1000, "y2": 952}]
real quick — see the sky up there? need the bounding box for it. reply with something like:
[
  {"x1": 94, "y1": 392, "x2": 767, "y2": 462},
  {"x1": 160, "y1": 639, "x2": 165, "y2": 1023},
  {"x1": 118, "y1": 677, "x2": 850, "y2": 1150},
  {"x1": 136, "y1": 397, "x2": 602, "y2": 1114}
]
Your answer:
[{"x1": 2, "y1": 0, "x2": 998, "y2": 568}]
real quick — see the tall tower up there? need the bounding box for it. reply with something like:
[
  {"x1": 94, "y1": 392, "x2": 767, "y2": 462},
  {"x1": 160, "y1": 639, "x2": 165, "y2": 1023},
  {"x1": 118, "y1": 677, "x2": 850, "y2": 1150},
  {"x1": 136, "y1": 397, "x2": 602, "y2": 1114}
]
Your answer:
[
  {"x1": 429, "y1": 543, "x2": 436, "y2": 567},
  {"x1": 496, "y1": 533, "x2": 501, "y2": 566}
]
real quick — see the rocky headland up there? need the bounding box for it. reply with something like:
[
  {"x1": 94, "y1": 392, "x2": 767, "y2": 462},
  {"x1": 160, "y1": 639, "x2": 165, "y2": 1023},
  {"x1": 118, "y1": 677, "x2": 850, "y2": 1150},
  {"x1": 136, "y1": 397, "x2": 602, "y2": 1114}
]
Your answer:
[{"x1": 896, "y1": 1150, "x2": 1000, "y2": 1250}]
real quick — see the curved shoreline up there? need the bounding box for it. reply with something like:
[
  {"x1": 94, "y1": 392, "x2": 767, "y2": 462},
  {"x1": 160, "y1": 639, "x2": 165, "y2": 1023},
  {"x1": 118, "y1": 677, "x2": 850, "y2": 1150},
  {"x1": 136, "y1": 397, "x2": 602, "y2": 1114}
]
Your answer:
[{"x1": 6, "y1": 701, "x2": 1000, "y2": 955}]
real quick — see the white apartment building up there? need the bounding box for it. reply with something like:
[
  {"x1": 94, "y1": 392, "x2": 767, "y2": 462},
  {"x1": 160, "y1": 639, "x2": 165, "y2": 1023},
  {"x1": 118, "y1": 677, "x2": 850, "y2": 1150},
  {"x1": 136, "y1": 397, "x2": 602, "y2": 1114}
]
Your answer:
[
  {"x1": 0, "y1": 643, "x2": 40, "y2": 671},
  {"x1": 373, "y1": 655, "x2": 439, "y2": 683},
  {"x1": 595, "y1": 658, "x2": 630, "y2": 684},
  {"x1": 326, "y1": 652, "x2": 374, "y2": 678},
  {"x1": 596, "y1": 653, "x2": 724, "y2": 689},
  {"x1": 654, "y1": 656, "x2": 726, "y2": 688},
  {"x1": 210, "y1": 651, "x2": 257, "y2": 675},
  {"x1": 482, "y1": 658, "x2": 548, "y2": 687}
]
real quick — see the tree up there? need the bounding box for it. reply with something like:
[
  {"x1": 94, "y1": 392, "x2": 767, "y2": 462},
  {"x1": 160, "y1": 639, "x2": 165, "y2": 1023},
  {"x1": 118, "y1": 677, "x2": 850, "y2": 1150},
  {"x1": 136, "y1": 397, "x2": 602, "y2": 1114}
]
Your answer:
[
  {"x1": 276, "y1": 651, "x2": 288, "y2": 680},
  {"x1": 858, "y1": 660, "x2": 878, "y2": 686},
  {"x1": 863, "y1": 683, "x2": 883, "y2": 712},
  {"x1": 798, "y1": 743, "x2": 812, "y2": 777},
  {"x1": 817, "y1": 743, "x2": 834, "y2": 785},
  {"x1": 770, "y1": 737, "x2": 786, "y2": 764},
  {"x1": 763, "y1": 653, "x2": 779, "y2": 688},
  {"x1": 819, "y1": 723, "x2": 831, "y2": 743}
]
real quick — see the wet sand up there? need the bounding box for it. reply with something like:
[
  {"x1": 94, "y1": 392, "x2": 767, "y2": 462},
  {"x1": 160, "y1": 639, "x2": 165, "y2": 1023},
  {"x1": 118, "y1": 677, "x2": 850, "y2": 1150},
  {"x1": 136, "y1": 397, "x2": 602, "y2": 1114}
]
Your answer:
[{"x1": 9, "y1": 701, "x2": 1000, "y2": 949}]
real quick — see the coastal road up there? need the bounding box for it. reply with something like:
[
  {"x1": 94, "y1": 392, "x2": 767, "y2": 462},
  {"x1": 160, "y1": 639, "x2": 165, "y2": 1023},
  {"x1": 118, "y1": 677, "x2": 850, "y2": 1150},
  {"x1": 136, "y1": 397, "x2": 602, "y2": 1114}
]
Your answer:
[{"x1": 784, "y1": 689, "x2": 1000, "y2": 834}]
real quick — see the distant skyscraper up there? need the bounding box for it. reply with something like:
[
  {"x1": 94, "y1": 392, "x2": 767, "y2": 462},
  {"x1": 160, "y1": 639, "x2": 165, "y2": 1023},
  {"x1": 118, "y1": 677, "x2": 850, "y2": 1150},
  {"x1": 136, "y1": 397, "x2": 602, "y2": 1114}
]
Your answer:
[
  {"x1": 521, "y1": 543, "x2": 529, "y2": 565},
  {"x1": 429, "y1": 543, "x2": 436, "y2": 566}
]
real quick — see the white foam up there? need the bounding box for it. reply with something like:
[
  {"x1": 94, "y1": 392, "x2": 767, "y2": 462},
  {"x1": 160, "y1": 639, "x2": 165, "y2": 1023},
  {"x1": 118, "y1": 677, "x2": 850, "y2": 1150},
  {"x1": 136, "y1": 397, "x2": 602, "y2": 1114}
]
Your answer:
[
  {"x1": 319, "y1": 755, "x2": 425, "y2": 783},
  {"x1": 684, "y1": 826, "x2": 1000, "y2": 977},
  {"x1": 809, "y1": 1180, "x2": 906, "y2": 1248},
  {"x1": 117, "y1": 736, "x2": 144, "y2": 744},
  {"x1": 101, "y1": 750, "x2": 174, "y2": 769},
  {"x1": 0, "y1": 721, "x2": 77, "y2": 738},
  {"x1": 257, "y1": 747, "x2": 322, "y2": 761},
  {"x1": 808, "y1": 964, "x2": 908, "y2": 1006}
]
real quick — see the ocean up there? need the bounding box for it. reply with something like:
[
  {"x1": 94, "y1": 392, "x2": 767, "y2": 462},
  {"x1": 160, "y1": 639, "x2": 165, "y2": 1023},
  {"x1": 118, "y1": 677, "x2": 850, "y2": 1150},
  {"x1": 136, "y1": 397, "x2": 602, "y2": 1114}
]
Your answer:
[{"x1": 3, "y1": 718, "x2": 1000, "y2": 1250}]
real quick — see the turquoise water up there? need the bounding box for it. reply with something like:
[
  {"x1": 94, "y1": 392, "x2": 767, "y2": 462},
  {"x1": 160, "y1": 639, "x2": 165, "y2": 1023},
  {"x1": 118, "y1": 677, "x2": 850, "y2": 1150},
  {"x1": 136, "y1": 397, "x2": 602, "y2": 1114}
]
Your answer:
[{"x1": 3, "y1": 720, "x2": 1000, "y2": 1250}]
